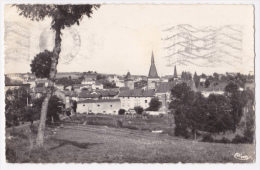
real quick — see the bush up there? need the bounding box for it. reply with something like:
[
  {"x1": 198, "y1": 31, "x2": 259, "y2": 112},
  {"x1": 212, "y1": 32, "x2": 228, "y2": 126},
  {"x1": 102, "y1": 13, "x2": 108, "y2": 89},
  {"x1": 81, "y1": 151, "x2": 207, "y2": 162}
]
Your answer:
[
  {"x1": 117, "y1": 120, "x2": 123, "y2": 127},
  {"x1": 174, "y1": 125, "x2": 189, "y2": 139},
  {"x1": 232, "y1": 135, "x2": 247, "y2": 144},
  {"x1": 6, "y1": 147, "x2": 17, "y2": 163},
  {"x1": 118, "y1": 109, "x2": 126, "y2": 115},
  {"x1": 201, "y1": 134, "x2": 214, "y2": 143},
  {"x1": 217, "y1": 137, "x2": 231, "y2": 144}
]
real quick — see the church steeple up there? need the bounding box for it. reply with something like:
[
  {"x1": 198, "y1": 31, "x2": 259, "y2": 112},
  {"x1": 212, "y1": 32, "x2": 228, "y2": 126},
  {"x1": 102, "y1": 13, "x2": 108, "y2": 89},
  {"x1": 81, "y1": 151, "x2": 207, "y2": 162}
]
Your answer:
[
  {"x1": 151, "y1": 51, "x2": 155, "y2": 63},
  {"x1": 173, "y1": 65, "x2": 178, "y2": 78},
  {"x1": 148, "y1": 51, "x2": 159, "y2": 78}
]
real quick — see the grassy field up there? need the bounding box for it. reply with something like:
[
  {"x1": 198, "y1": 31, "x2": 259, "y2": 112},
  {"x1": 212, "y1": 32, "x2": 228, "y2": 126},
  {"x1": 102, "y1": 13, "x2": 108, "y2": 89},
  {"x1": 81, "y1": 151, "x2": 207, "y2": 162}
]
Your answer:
[{"x1": 6, "y1": 124, "x2": 255, "y2": 163}]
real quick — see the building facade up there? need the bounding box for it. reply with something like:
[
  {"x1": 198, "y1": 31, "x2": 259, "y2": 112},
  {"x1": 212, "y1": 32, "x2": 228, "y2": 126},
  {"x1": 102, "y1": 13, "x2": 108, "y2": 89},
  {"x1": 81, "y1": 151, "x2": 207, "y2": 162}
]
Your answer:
[
  {"x1": 118, "y1": 89, "x2": 155, "y2": 110},
  {"x1": 77, "y1": 99, "x2": 121, "y2": 114}
]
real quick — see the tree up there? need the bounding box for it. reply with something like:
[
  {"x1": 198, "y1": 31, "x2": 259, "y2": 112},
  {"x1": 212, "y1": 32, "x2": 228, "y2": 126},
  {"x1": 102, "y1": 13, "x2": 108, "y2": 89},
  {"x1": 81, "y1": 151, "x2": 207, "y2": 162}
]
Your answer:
[
  {"x1": 201, "y1": 73, "x2": 207, "y2": 78},
  {"x1": 213, "y1": 72, "x2": 219, "y2": 81},
  {"x1": 30, "y1": 50, "x2": 52, "y2": 78},
  {"x1": 5, "y1": 87, "x2": 30, "y2": 128},
  {"x1": 205, "y1": 79, "x2": 210, "y2": 88},
  {"x1": 225, "y1": 82, "x2": 247, "y2": 132},
  {"x1": 32, "y1": 95, "x2": 64, "y2": 124},
  {"x1": 134, "y1": 106, "x2": 144, "y2": 115},
  {"x1": 206, "y1": 94, "x2": 233, "y2": 133},
  {"x1": 147, "y1": 97, "x2": 161, "y2": 111},
  {"x1": 14, "y1": 4, "x2": 100, "y2": 147},
  {"x1": 71, "y1": 100, "x2": 77, "y2": 113},
  {"x1": 118, "y1": 109, "x2": 126, "y2": 115}
]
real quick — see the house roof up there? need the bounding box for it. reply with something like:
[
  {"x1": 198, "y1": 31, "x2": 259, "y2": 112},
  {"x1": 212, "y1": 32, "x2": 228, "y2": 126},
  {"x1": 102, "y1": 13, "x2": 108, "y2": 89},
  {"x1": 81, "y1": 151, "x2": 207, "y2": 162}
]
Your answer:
[
  {"x1": 78, "y1": 99, "x2": 120, "y2": 104},
  {"x1": 143, "y1": 89, "x2": 155, "y2": 97},
  {"x1": 156, "y1": 82, "x2": 172, "y2": 93},
  {"x1": 78, "y1": 91, "x2": 100, "y2": 98},
  {"x1": 98, "y1": 90, "x2": 118, "y2": 97},
  {"x1": 119, "y1": 87, "x2": 130, "y2": 92},
  {"x1": 148, "y1": 52, "x2": 159, "y2": 78},
  {"x1": 125, "y1": 71, "x2": 133, "y2": 81},
  {"x1": 118, "y1": 89, "x2": 155, "y2": 97}
]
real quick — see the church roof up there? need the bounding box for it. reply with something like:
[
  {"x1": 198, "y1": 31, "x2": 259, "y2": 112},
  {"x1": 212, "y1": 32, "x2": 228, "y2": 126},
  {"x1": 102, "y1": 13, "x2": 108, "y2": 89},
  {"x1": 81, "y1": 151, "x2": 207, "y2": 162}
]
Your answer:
[
  {"x1": 148, "y1": 52, "x2": 159, "y2": 78},
  {"x1": 125, "y1": 71, "x2": 133, "y2": 81}
]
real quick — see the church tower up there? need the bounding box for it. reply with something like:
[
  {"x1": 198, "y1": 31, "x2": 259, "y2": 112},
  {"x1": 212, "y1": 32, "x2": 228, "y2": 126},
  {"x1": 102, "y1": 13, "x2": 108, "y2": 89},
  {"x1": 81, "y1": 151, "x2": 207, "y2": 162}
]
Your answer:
[
  {"x1": 173, "y1": 65, "x2": 178, "y2": 80},
  {"x1": 124, "y1": 71, "x2": 134, "y2": 89},
  {"x1": 147, "y1": 51, "x2": 160, "y2": 89}
]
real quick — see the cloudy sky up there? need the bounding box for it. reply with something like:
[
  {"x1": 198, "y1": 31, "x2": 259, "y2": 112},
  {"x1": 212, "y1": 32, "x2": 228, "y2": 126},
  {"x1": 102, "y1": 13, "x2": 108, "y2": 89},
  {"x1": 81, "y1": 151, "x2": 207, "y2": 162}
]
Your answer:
[{"x1": 4, "y1": 4, "x2": 254, "y2": 76}]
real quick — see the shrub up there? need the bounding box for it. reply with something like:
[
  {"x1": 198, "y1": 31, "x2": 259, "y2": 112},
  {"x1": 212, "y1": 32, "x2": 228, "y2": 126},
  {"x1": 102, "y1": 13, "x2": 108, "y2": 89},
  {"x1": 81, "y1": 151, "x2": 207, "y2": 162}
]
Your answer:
[
  {"x1": 174, "y1": 125, "x2": 189, "y2": 139},
  {"x1": 232, "y1": 135, "x2": 247, "y2": 144},
  {"x1": 6, "y1": 147, "x2": 17, "y2": 163},
  {"x1": 217, "y1": 137, "x2": 231, "y2": 144},
  {"x1": 201, "y1": 134, "x2": 214, "y2": 143},
  {"x1": 118, "y1": 109, "x2": 126, "y2": 115},
  {"x1": 117, "y1": 120, "x2": 123, "y2": 127}
]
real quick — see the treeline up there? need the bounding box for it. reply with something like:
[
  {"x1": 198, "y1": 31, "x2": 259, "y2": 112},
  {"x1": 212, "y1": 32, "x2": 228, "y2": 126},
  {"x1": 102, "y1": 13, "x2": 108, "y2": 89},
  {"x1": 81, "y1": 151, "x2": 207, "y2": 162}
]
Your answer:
[{"x1": 169, "y1": 82, "x2": 254, "y2": 141}]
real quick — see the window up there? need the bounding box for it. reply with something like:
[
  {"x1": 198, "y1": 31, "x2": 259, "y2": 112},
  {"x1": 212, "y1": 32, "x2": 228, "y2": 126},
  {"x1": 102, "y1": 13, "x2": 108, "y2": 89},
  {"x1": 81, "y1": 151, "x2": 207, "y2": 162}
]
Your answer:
[
  {"x1": 97, "y1": 104, "x2": 100, "y2": 107},
  {"x1": 110, "y1": 105, "x2": 112, "y2": 107},
  {"x1": 83, "y1": 104, "x2": 85, "y2": 106},
  {"x1": 145, "y1": 100, "x2": 147, "y2": 103}
]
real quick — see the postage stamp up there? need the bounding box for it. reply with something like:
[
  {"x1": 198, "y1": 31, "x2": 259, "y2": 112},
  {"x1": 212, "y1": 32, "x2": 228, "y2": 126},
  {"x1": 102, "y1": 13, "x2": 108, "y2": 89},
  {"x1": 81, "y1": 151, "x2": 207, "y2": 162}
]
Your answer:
[{"x1": 0, "y1": 1, "x2": 259, "y2": 170}]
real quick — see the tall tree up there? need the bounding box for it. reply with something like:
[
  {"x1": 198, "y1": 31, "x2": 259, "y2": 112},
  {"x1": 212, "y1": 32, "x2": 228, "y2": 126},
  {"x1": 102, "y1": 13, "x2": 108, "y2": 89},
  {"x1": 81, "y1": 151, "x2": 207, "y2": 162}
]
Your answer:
[
  {"x1": 14, "y1": 4, "x2": 100, "y2": 147},
  {"x1": 225, "y1": 82, "x2": 247, "y2": 132},
  {"x1": 205, "y1": 79, "x2": 210, "y2": 88}
]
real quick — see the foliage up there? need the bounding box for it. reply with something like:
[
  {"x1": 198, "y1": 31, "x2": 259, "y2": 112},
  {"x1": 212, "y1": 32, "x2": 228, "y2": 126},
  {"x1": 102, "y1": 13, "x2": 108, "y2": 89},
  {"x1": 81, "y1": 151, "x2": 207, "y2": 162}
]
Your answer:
[
  {"x1": 200, "y1": 73, "x2": 207, "y2": 78},
  {"x1": 5, "y1": 87, "x2": 31, "y2": 127},
  {"x1": 225, "y1": 82, "x2": 249, "y2": 132},
  {"x1": 181, "y1": 71, "x2": 192, "y2": 81},
  {"x1": 147, "y1": 97, "x2": 161, "y2": 111},
  {"x1": 55, "y1": 77, "x2": 75, "y2": 88},
  {"x1": 204, "y1": 79, "x2": 210, "y2": 88},
  {"x1": 174, "y1": 109, "x2": 189, "y2": 138},
  {"x1": 32, "y1": 95, "x2": 64, "y2": 123},
  {"x1": 134, "y1": 106, "x2": 144, "y2": 115},
  {"x1": 118, "y1": 109, "x2": 126, "y2": 115},
  {"x1": 14, "y1": 5, "x2": 100, "y2": 30},
  {"x1": 231, "y1": 135, "x2": 247, "y2": 144},
  {"x1": 71, "y1": 100, "x2": 77, "y2": 113},
  {"x1": 201, "y1": 134, "x2": 214, "y2": 143},
  {"x1": 169, "y1": 82, "x2": 234, "y2": 136},
  {"x1": 213, "y1": 72, "x2": 219, "y2": 81},
  {"x1": 30, "y1": 50, "x2": 53, "y2": 79},
  {"x1": 97, "y1": 74, "x2": 106, "y2": 80},
  {"x1": 102, "y1": 80, "x2": 117, "y2": 89}
]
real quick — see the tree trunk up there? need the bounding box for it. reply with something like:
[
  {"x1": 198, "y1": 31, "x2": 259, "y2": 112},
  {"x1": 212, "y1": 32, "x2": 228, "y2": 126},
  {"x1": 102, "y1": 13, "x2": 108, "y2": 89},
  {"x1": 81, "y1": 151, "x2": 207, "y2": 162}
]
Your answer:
[{"x1": 36, "y1": 27, "x2": 61, "y2": 147}]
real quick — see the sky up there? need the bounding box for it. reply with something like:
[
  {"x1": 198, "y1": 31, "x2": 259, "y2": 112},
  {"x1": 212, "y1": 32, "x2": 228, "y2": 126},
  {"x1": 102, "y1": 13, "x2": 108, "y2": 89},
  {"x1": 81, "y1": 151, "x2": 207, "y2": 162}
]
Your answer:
[{"x1": 4, "y1": 4, "x2": 255, "y2": 76}]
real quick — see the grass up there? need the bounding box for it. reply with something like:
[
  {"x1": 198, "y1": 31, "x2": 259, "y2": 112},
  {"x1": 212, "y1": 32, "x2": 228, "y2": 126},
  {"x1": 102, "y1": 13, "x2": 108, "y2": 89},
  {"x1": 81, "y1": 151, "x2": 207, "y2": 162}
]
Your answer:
[
  {"x1": 67, "y1": 114, "x2": 172, "y2": 132},
  {"x1": 6, "y1": 125, "x2": 255, "y2": 163}
]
